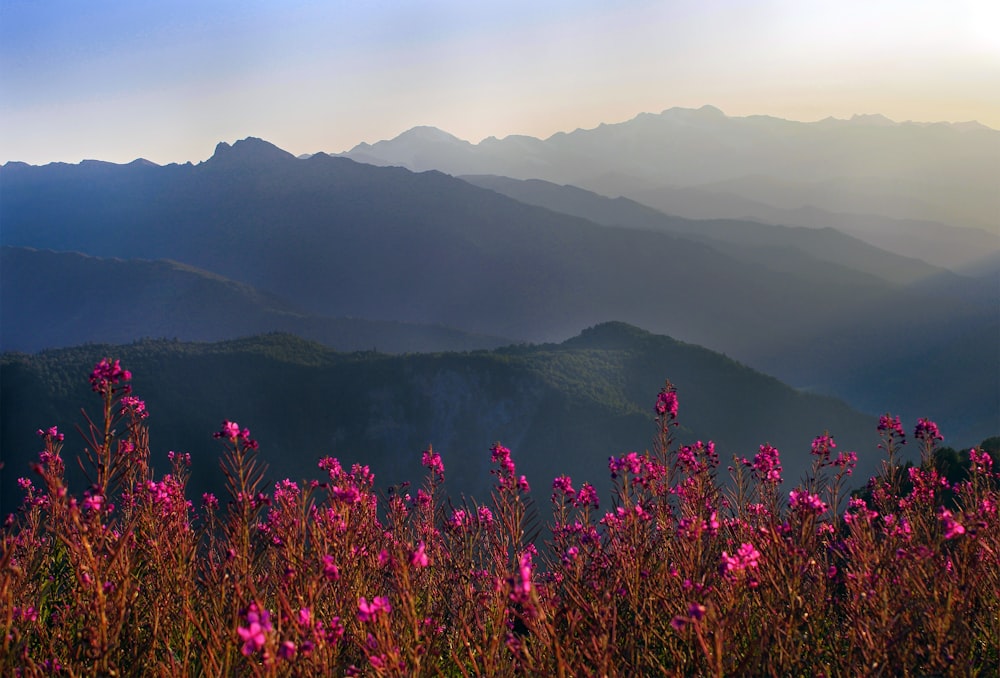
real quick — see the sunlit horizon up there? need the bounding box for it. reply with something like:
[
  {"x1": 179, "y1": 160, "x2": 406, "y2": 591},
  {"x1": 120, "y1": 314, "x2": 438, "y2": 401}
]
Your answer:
[
  {"x1": 2, "y1": 0, "x2": 998, "y2": 166},
  {"x1": 4, "y1": 104, "x2": 999, "y2": 168}
]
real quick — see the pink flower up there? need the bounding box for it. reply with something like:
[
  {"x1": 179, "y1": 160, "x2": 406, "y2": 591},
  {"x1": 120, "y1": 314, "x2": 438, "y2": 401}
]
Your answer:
[
  {"x1": 969, "y1": 448, "x2": 994, "y2": 474},
  {"x1": 609, "y1": 452, "x2": 643, "y2": 478},
  {"x1": 939, "y1": 508, "x2": 965, "y2": 539},
  {"x1": 447, "y1": 509, "x2": 467, "y2": 529},
  {"x1": 491, "y1": 443, "x2": 515, "y2": 475},
  {"x1": 237, "y1": 603, "x2": 272, "y2": 656},
  {"x1": 811, "y1": 434, "x2": 836, "y2": 458},
  {"x1": 843, "y1": 497, "x2": 878, "y2": 525},
  {"x1": 357, "y1": 596, "x2": 391, "y2": 622},
  {"x1": 120, "y1": 395, "x2": 148, "y2": 418},
  {"x1": 215, "y1": 420, "x2": 241, "y2": 441},
  {"x1": 655, "y1": 387, "x2": 679, "y2": 418},
  {"x1": 832, "y1": 450, "x2": 857, "y2": 475},
  {"x1": 12, "y1": 606, "x2": 38, "y2": 623},
  {"x1": 510, "y1": 552, "x2": 533, "y2": 603},
  {"x1": 318, "y1": 456, "x2": 344, "y2": 479},
  {"x1": 421, "y1": 447, "x2": 445, "y2": 477},
  {"x1": 721, "y1": 542, "x2": 761, "y2": 577},
  {"x1": 878, "y1": 414, "x2": 905, "y2": 437},
  {"x1": 749, "y1": 444, "x2": 783, "y2": 484},
  {"x1": 410, "y1": 542, "x2": 429, "y2": 568},
  {"x1": 914, "y1": 418, "x2": 943, "y2": 443},
  {"x1": 90, "y1": 358, "x2": 132, "y2": 395},
  {"x1": 82, "y1": 492, "x2": 104, "y2": 514},
  {"x1": 322, "y1": 554, "x2": 340, "y2": 580},
  {"x1": 278, "y1": 640, "x2": 296, "y2": 660},
  {"x1": 574, "y1": 483, "x2": 600, "y2": 509},
  {"x1": 36, "y1": 426, "x2": 65, "y2": 442},
  {"x1": 789, "y1": 489, "x2": 827, "y2": 515},
  {"x1": 551, "y1": 475, "x2": 575, "y2": 501}
]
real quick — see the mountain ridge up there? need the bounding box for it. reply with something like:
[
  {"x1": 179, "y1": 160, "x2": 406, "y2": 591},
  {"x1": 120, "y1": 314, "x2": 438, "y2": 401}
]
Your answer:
[
  {"x1": 0, "y1": 246, "x2": 512, "y2": 354},
  {"x1": 1, "y1": 323, "x2": 885, "y2": 518},
  {"x1": 338, "y1": 106, "x2": 1000, "y2": 237}
]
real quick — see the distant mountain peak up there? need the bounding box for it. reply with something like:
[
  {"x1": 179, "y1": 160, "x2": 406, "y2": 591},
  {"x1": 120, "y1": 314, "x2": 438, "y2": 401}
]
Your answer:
[
  {"x1": 849, "y1": 113, "x2": 896, "y2": 127},
  {"x1": 696, "y1": 104, "x2": 726, "y2": 116},
  {"x1": 343, "y1": 127, "x2": 471, "y2": 159},
  {"x1": 564, "y1": 321, "x2": 665, "y2": 350},
  {"x1": 206, "y1": 137, "x2": 297, "y2": 166},
  {"x1": 403, "y1": 125, "x2": 462, "y2": 140}
]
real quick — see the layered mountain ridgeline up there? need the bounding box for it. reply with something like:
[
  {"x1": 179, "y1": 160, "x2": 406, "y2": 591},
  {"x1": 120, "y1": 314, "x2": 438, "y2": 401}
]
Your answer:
[
  {"x1": 0, "y1": 142, "x2": 894, "y2": 352},
  {"x1": 459, "y1": 175, "x2": 1000, "y2": 442},
  {"x1": 1, "y1": 323, "x2": 884, "y2": 517},
  {"x1": 2, "y1": 139, "x2": 997, "y2": 444},
  {"x1": 0, "y1": 246, "x2": 510, "y2": 354},
  {"x1": 460, "y1": 175, "x2": 953, "y2": 288},
  {"x1": 341, "y1": 106, "x2": 1000, "y2": 269}
]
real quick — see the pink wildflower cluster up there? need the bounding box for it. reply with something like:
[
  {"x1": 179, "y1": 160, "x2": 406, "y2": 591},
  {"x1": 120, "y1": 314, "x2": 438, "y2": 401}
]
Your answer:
[
  {"x1": 89, "y1": 358, "x2": 132, "y2": 395},
  {"x1": 421, "y1": 446, "x2": 445, "y2": 478},
  {"x1": 969, "y1": 447, "x2": 993, "y2": 474},
  {"x1": 938, "y1": 508, "x2": 966, "y2": 539},
  {"x1": 357, "y1": 595, "x2": 391, "y2": 622},
  {"x1": 843, "y1": 497, "x2": 879, "y2": 525},
  {"x1": 574, "y1": 482, "x2": 599, "y2": 509},
  {"x1": 119, "y1": 395, "x2": 148, "y2": 418},
  {"x1": 608, "y1": 451, "x2": 653, "y2": 480},
  {"x1": 720, "y1": 542, "x2": 761, "y2": 577},
  {"x1": 212, "y1": 419, "x2": 258, "y2": 448},
  {"x1": 811, "y1": 433, "x2": 836, "y2": 458},
  {"x1": 655, "y1": 385, "x2": 679, "y2": 418},
  {"x1": 914, "y1": 417, "x2": 943, "y2": 443},
  {"x1": 510, "y1": 552, "x2": 533, "y2": 604},
  {"x1": 36, "y1": 426, "x2": 65, "y2": 442},
  {"x1": 238, "y1": 603, "x2": 273, "y2": 656},
  {"x1": 746, "y1": 443, "x2": 783, "y2": 484},
  {"x1": 677, "y1": 440, "x2": 719, "y2": 475},
  {"x1": 832, "y1": 449, "x2": 858, "y2": 474},
  {"x1": 789, "y1": 489, "x2": 827, "y2": 515},
  {"x1": 878, "y1": 414, "x2": 905, "y2": 436},
  {"x1": 409, "y1": 541, "x2": 429, "y2": 568},
  {"x1": 490, "y1": 443, "x2": 529, "y2": 492},
  {"x1": 551, "y1": 475, "x2": 575, "y2": 501}
]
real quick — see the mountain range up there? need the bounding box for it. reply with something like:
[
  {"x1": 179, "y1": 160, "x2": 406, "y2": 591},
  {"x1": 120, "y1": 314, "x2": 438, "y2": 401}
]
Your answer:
[
  {"x1": 0, "y1": 324, "x2": 884, "y2": 518},
  {"x1": 340, "y1": 105, "x2": 1000, "y2": 269},
  {"x1": 1, "y1": 130, "x2": 996, "y2": 445}
]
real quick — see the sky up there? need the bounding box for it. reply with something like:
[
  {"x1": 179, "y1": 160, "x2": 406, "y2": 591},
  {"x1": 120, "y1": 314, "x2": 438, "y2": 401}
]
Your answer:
[{"x1": 1, "y1": 0, "x2": 998, "y2": 166}]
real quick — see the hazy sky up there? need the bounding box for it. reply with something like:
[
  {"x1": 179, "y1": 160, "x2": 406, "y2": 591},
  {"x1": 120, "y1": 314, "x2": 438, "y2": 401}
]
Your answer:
[{"x1": 2, "y1": 0, "x2": 997, "y2": 165}]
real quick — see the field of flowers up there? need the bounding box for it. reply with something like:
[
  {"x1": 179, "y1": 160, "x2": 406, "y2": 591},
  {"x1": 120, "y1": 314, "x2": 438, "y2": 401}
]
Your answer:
[{"x1": 2, "y1": 359, "x2": 998, "y2": 676}]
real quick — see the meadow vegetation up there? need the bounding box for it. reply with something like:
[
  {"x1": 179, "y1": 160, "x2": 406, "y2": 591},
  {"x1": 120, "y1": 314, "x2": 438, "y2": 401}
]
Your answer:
[{"x1": 2, "y1": 360, "x2": 998, "y2": 676}]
